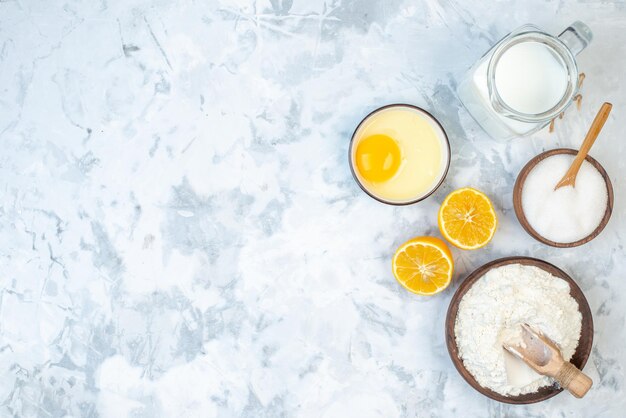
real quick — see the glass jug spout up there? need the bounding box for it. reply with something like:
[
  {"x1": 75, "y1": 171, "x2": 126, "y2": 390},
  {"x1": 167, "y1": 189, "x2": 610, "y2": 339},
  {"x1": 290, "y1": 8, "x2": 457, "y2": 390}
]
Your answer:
[{"x1": 559, "y1": 21, "x2": 593, "y2": 56}]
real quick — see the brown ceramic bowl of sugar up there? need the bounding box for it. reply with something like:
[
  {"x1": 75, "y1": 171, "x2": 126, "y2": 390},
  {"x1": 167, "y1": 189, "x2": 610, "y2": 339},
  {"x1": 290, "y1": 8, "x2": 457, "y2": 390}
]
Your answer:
[
  {"x1": 445, "y1": 256, "x2": 594, "y2": 404},
  {"x1": 513, "y1": 148, "x2": 614, "y2": 248}
]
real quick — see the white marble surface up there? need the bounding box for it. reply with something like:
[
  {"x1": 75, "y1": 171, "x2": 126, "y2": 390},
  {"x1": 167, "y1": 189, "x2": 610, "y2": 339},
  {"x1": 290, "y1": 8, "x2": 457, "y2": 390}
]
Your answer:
[{"x1": 1, "y1": 0, "x2": 625, "y2": 417}]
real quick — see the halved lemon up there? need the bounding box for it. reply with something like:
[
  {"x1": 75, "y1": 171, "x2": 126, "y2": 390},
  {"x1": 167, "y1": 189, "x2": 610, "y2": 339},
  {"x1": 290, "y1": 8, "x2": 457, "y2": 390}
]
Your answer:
[
  {"x1": 438, "y1": 187, "x2": 497, "y2": 250},
  {"x1": 392, "y1": 236, "x2": 454, "y2": 296}
]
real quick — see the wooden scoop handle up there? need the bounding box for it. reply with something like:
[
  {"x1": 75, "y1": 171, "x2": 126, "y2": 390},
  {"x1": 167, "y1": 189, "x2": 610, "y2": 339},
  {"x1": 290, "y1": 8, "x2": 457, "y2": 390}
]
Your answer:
[
  {"x1": 554, "y1": 102, "x2": 612, "y2": 190},
  {"x1": 555, "y1": 362, "x2": 593, "y2": 398}
]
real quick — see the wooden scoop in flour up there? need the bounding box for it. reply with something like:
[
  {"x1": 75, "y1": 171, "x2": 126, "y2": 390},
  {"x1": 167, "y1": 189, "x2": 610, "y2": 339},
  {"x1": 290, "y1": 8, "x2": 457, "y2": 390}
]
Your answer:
[
  {"x1": 554, "y1": 102, "x2": 612, "y2": 190},
  {"x1": 503, "y1": 323, "x2": 592, "y2": 398}
]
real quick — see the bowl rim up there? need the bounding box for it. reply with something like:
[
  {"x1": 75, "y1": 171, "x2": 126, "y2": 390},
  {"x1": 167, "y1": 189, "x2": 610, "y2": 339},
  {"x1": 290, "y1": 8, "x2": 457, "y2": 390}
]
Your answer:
[
  {"x1": 445, "y1": 256, "x2": 594, "y2": 404},
  {"x1": 513, "y1": 148, "x2": 614, "y2": 247},
  {"x1": 348, "y1": 103, "x2": 451, "y2": 206}
]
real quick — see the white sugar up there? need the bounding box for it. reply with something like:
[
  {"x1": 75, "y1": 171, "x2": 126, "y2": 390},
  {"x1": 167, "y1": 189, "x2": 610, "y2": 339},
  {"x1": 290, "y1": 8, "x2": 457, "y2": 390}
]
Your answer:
[{"x1": 521, "y1": 154, "x2": 608, "y2": 243}]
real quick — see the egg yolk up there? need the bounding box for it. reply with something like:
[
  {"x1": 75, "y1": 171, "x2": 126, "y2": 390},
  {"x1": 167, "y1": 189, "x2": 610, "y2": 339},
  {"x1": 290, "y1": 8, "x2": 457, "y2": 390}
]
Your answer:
[{"x1": 355, "y1": 134, "x2": 402, "y2": 183}]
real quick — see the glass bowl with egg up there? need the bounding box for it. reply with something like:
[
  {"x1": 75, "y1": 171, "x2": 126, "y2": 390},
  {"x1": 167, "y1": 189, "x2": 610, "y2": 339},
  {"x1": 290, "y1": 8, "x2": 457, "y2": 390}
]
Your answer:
[{"x1": 349, "y1": 104, "x2": 451, "y2": 205}]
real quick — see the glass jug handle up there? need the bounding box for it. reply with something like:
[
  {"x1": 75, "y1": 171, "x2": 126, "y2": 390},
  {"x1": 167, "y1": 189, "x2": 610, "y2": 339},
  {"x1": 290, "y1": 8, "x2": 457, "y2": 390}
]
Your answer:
[{"x1": 558, "y1": 21, "x2": 593, "y2": 56}]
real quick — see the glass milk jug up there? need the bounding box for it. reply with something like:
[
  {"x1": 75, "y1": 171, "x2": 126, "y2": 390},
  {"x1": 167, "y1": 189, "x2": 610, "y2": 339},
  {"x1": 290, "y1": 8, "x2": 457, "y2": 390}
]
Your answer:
[{"x1": 458, "y1": 22, "x2": 592, "y2": 140}]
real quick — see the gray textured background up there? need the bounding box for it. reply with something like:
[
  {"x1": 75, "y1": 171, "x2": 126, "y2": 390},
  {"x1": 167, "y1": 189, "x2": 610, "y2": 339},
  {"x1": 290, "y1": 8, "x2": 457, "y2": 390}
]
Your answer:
[{"x1": 1, "y1": 0, "x2": 625, "y2": 417}]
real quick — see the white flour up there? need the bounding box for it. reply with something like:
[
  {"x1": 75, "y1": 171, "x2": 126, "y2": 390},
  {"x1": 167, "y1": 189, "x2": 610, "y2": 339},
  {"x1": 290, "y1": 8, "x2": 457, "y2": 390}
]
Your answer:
[{"x1": 454, "y1": 264, "x2": 582, "y2": 396}]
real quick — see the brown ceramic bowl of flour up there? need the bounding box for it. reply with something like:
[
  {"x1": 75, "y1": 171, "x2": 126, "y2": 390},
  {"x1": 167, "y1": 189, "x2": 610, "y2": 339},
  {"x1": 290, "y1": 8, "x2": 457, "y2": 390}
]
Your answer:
[{"x1": 445, "y1": 257, "x2": 594, "y2": 404}]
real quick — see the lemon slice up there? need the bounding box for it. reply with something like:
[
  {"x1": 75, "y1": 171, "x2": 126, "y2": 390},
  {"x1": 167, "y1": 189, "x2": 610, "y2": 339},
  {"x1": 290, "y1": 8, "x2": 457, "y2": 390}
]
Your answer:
[
  {"x1": 392, "y1": 237, "x2": 454, "y2": 296},
  {"x1": 438, "y1": 187, "x2": 498, "y2": 250}
]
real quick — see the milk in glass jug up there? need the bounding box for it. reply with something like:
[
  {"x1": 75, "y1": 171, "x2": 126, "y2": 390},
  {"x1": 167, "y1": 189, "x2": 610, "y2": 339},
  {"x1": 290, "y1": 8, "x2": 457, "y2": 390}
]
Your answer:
[{"x1": 458, "y1": 22, "x2": 592, "y2": 140}]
